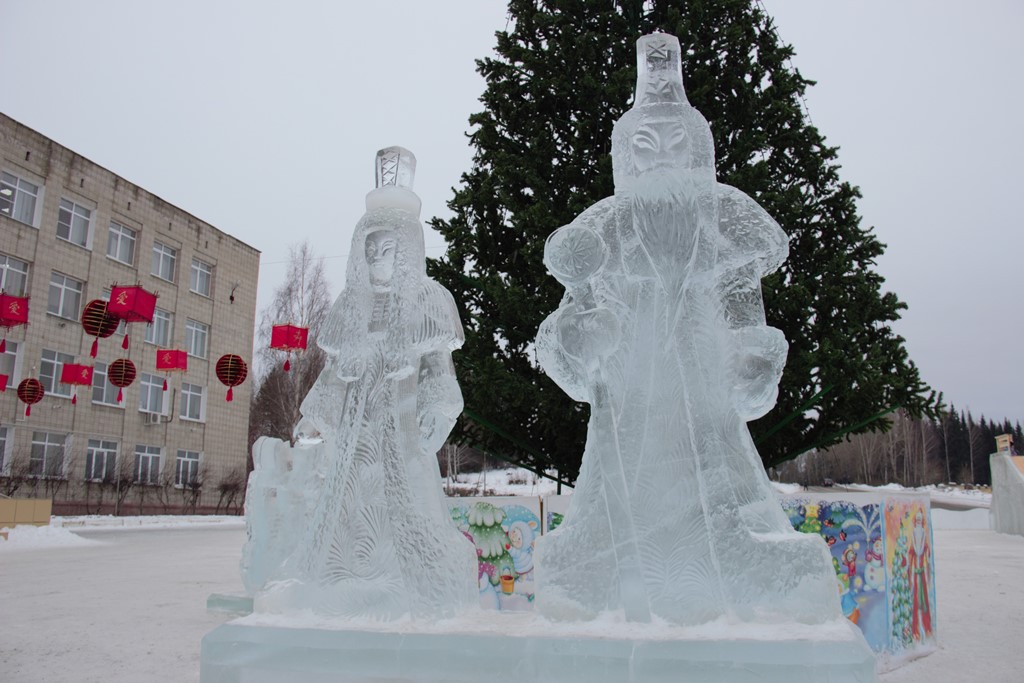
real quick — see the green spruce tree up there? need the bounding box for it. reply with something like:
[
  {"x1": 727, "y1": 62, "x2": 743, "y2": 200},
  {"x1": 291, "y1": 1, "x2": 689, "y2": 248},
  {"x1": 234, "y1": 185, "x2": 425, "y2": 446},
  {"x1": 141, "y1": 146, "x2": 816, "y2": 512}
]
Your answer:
[{"x1": 430, "y1": 0, "x2": 935, "y2": 477}]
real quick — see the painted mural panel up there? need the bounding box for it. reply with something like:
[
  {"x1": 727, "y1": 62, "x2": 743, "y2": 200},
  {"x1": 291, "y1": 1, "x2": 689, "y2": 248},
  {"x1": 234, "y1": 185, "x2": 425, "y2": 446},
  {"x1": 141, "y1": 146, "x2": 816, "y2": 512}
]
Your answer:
[
  {"x1": 542, "y1": 494, "x2": 571, "y2": 534},
  {"x1": 447, "y1": 496, "x2": 541, "y2": 611},
  {"x1": 884, "y1": 496, "x2": 937, "y2": 651},
  {"x1": 779, "y1": 491, "x2": 936, "y2": 658}
]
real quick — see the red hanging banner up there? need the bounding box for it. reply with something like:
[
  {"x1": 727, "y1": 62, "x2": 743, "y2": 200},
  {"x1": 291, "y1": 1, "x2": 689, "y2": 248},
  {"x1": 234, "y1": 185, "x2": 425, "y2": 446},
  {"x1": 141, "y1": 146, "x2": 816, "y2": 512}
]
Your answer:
[
  {"x1": 270, "y1": 323, "x2": 309, "y2": 372},
  {"x1": 0, "y1": 293, "x2": 30, "y2": 353},
  {"x1": 156, "y1": 348, "x2": 188, "y2": 391},
  {"x1": 270, "y1": 324, "x2": 309, "y2": 351},
  {"x1": 107, "y1": 285, "x2": 158, "y2": 323},
  {"x1": 0, "y1": 373, "x2": 8, "y2": 392}
]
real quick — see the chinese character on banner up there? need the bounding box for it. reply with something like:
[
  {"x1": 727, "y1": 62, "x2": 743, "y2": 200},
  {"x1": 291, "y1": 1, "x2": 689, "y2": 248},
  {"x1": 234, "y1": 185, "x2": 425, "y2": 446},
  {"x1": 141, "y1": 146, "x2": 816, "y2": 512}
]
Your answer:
[
  {"x1": 0, "y1": 293, "x2": 30, "y2": 354},
  {"x1": 156, "y1": 349, "x2": 188, "y2": 391},
  {"x1": 106, "y1": 284, "x2": 158, "y2": 350},
  {"x1": 270, "y1": 323, "x2": 309, "y2": 372}
]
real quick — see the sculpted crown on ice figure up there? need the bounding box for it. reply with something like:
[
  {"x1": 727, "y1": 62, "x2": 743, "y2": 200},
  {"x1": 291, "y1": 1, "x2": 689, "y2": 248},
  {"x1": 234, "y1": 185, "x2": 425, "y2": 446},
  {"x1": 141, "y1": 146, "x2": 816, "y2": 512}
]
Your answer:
[
  {"x1": 242, "y1": 146, "x2": 477, "y2": 619},
  {"x1": 534, "y1": 33, "x2": 842, "y2": 625}
]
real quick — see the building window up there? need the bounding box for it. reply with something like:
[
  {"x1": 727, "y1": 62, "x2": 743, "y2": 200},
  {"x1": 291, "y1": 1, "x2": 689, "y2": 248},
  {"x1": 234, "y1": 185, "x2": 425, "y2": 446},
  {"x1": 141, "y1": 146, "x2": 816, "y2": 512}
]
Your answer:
[
  {"x1": 152, "y1": 241, "x2": 177, "y2": 282},
  {"x1": 179, "y1": 382, "x2": 205, "y2": 422},
  {"x1": 48, "y1": 271, "x2": 83, "y2": 320},
  {"x1": 0, "y1": 253, "x2": 30, "y2": 295},
  {"x1": 91, "y1": 362, "x2": 122, "y2": 406},
  {"x1": 0, "y1": 340, "x2": 19, "y2": 384},
  {"x1": 30, "y1": 431, "x2": 66, "y2": 478},
  {"x1": 184, "y1": 319, "x2": 209, "y2": 358},
  {"x1": 144, "y1": 308, "x2": 173, "y2": 346},
  {"x1": 0, "y1": 425, "x2": 10, "y2": 474},
  {"x1": 107, "y1": 221, "x2": 137, "y2": 265},
  {"x1": 134, "y1": 444, "x2": 161, "y2": 485},
  {"x1": 85, "y1": 439, "x2": 118, "y2": 482},
  {"x1": 190, "y1": 258, "x2": 213, "y2": 297},
  {"x1": 57, "y1": 198, "x2": 92, "y2": 247},
  {"x1": 175, "y1": 450, "x2": 201, "y2": 488},
  {"x1": 39, "y1": 348, "x2": 75, "y2": 398},
  {"x1": 138, "y1": 372, "x2": 164, "y2": 414},
  {"x1": 0, "y1": 171, "x2": 40, "y2": 226}
]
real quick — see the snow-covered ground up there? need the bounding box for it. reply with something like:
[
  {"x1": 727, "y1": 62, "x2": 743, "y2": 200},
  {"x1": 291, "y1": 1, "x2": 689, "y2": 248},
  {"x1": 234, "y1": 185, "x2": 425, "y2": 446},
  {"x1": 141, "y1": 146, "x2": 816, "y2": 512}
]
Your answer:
[{"x1": 1, "y1": 479, "x2": 1020, "y2": 682}]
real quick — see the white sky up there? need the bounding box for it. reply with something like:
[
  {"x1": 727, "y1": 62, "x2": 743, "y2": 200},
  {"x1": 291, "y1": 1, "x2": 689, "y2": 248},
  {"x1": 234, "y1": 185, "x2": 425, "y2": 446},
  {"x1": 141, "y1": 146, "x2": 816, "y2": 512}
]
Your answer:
[{"x1": 1, "y1": 1, "x2": 1021, "y2": 423}]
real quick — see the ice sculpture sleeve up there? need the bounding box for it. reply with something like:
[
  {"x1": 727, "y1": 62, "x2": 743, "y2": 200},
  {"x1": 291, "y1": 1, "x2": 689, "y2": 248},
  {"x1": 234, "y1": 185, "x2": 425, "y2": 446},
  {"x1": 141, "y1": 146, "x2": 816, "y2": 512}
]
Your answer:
[{"x1": 717, "y1": 183, "x2": 790, "y2": 420}]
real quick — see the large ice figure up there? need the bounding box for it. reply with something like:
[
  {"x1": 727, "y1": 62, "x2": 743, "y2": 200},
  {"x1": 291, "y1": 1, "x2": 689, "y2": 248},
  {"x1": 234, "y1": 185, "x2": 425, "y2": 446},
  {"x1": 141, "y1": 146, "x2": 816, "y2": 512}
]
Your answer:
[
  {"x1": 242, "y1": 147, "x2": 478, "y2": 619},
  {"x1": 535, "y1": 33, "x2": 841, "y2": 626}
]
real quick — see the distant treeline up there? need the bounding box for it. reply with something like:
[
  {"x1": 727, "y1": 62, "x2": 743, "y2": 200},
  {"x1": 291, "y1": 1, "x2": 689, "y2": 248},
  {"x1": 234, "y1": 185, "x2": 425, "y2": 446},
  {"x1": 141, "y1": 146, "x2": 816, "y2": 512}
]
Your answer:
[{"x1": 775, "y1": 407, "x2": 1021, "y2": 488}]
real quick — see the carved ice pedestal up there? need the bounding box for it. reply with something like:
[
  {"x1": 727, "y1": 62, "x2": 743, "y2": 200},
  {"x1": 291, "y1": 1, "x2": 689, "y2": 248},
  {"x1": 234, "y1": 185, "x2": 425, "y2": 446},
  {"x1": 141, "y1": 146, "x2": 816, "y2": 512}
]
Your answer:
[{"x1": 202, "y1": 615, "x2": 875, "y2": 683}]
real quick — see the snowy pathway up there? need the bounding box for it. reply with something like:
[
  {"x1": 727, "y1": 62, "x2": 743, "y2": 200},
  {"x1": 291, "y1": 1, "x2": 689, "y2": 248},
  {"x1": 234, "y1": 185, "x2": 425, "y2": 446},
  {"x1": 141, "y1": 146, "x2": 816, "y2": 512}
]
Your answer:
[{"x1": 2, "y1": 522, "x2": 1023, "y2": 682}]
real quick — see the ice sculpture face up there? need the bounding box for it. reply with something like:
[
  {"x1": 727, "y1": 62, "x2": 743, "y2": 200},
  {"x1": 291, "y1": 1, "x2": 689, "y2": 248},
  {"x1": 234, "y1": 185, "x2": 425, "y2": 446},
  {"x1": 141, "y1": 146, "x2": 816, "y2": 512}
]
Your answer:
[
  {"x1": 365, "y1": 228, "x2": 398, "y2": 286},
  {"x1": 241, "y1": 146, "x2": 477, "y2": 619},
  {"x1": 534, "y1": 33, "x2": 842, "y2": 626}
]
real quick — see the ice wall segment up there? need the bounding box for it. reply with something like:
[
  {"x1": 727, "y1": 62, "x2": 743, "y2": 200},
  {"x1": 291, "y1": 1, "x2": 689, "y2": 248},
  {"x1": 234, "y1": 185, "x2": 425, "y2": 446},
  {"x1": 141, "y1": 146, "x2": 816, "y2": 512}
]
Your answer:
[
  {"x1": 991, "y1": 452, "x2": 1024, "y2": 536},
  {"x1": 534, "y1": 33, "x2": 844, "y2": 627},
  {"x1": 241, "y1": 147, "x2": 477, "y2": 619}
]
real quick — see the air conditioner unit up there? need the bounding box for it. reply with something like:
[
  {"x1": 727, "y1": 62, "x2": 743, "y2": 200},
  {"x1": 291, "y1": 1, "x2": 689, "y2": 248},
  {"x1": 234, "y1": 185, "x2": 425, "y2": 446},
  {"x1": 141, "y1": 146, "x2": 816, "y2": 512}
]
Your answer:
[{"x1": 143, "y1": 412, "x2": 163, "y2": 425}]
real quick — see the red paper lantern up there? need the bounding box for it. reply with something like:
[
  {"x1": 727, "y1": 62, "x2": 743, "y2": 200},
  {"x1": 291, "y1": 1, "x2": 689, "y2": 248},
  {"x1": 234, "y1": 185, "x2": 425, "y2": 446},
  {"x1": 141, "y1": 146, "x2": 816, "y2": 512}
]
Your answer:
[
  {"x1": 107, "y1": 284, "x2": 158, "y2": 350},
  {"x1": 17, "y1": 377, "x2": 44, "y2": 416},
  {"x1": 270, "y1": 324, "x2": 309, "y2": 372},
  {"x1": 0, "y1": 292, "x2": 30, "y2": 354},
  {"x1": 60, "y1": 363, "x2": 94, "y2": 405},
  {"x1": 215, "y1": 354, "x2": 248, "y2": 402},
  {"x1": 156, "y1": 348, "x2": 188, "y2": 391},
  {"x1": 107, "y1": 358, "x2": 137, "y2": 404},
  {"x1": 81, "y1": 299, "x2": 120, "y2": 358}
]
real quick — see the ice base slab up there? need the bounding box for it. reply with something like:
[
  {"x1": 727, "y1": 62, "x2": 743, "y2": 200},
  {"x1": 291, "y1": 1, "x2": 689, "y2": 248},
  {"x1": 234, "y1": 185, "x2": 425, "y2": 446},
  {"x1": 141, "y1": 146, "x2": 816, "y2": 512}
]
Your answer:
[
  {"x1": 207, "y1": 592, "x2": 254, "y2": 616},
  {"x1": 201, "y1": 616, "x2": 876, "y2": 683}
]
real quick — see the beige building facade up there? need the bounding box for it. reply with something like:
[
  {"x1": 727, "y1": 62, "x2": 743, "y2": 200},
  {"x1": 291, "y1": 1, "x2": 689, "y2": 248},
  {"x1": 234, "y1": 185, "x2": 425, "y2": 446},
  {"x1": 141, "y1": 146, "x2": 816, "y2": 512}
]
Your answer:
[{"x1": 0, "y1": 113, "x2": 259, "y2": 515}]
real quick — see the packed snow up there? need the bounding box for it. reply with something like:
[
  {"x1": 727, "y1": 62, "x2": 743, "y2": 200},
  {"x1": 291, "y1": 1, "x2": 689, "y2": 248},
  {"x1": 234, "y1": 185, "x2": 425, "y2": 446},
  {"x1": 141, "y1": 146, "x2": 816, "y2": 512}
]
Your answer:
[{"x1": 1, "y1": 478, "x2": 1019, "y2": 682}]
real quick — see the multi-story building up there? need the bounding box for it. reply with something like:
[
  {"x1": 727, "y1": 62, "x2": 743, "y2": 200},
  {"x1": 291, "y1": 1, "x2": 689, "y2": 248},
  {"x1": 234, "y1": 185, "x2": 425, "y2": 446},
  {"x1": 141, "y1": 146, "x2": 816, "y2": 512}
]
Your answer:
[{"x1": 0, "y1": 113, "x2": 259, "y2": 515}]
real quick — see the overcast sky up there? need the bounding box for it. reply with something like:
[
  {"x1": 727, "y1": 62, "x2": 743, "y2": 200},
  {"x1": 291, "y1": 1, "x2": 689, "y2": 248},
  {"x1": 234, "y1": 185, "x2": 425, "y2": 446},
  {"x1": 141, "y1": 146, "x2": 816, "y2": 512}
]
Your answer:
[{"x1": 2, "y1": 1, "x2": 1021, "y2": 424}]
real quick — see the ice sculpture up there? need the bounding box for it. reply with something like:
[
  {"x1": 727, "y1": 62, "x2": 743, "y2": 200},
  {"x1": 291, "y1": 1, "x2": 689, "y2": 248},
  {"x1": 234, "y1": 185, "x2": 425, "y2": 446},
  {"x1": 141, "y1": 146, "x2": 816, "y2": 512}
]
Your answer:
[
  {"x1": 241, "y1": 146, "x2": 478, "y2": 619},
  {"x1": 535, "y1": 33, "x2": 842, "y2": 626}
]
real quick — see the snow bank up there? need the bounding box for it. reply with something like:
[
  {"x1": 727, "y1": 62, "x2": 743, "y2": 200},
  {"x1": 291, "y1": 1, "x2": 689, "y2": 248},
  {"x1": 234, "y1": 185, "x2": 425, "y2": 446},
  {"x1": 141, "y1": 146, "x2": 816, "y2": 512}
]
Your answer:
[
  {"x1": 0, "y1": 524, "x2": 103, "y2": 551},
  {"x1": 53, "y1": 514, "x2": 246, "y2": 531}
]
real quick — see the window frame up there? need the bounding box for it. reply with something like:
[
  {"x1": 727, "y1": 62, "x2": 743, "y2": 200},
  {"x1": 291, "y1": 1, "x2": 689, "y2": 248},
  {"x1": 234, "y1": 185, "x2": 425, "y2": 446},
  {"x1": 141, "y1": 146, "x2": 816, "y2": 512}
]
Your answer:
[
  {"x1": 0, "y1": 339, "x2": 21, "y2": 385},
  {"x1": 175, "y1": 450, "x2": 201, "y2": 488},
  {"x1": 47, "y1": 271, "x2": 84, "y2": 320},
  {"x1": 91, "y1": 361, "x2": 123, "y2": 407},
  {"x1": 179, "y1": 382, "x2": 205, "y2": 422},
  {"x1": 0, "y1": 425, "x2": 10, "y2": 475},
  {"x1": 151, "y1": 241, "x2": 178, "y2": 283},
  {"x1": 144, "y1": 308, "x2": 173, "y2": 347},
  {"x1": 0, "y1": 253, "x2": 30, "y2": 296},
  {"x1": 184, "y1": 319, "x2": 209, "y2": 359},
  {"x1": 30, "y1": 431, "x2": 67, "y2": 479},
  {"x1": 133, "y1": 444, "x2": 161, "y2": 485},
  {"x1": 0, "y1": 170, "x2": 41, "y2": 226},
  {"x1": 138, "y1": 372, "x2": 165, "y2": 415},
  {"x1": 189, "y1": 258, "x2": 213, "y2": 297},
  {"x1": 56, "y1": 197, "x2": 93, "y2": 248},
  {"x1": 85, "y1": 439, "x2": 118, "y2": 482},
  {"x1": 106, "y1": 220, "x2": 137, "y2": 266},
  {"x1": 39, "y1": 348, "x2": 75, "y2": 398}
]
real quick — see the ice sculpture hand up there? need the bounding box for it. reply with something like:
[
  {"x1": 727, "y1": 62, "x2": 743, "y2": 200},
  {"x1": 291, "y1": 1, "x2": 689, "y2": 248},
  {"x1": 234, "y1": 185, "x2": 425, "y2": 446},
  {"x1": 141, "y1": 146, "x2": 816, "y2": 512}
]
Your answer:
[
  {"x1": 556, "y1": 303, "x2": 620, "y2": 375},
  {"x1": 730, "y1": 325, "x2": 787, "y2": 421}
]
